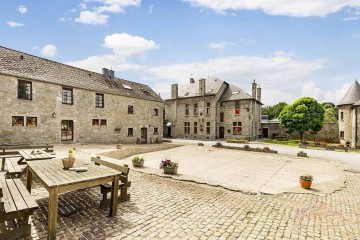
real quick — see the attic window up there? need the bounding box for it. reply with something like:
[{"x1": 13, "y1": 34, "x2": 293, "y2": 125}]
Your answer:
[
  {"x1": 123, "y1": 84, "x2": 132, "y2": 90},
  {"x1": 141, "y1": 88, "x2": 151, "y2": 96},
  {"x1": 185, "y1": 92, "x2": 190, "y2": 96},
  {"x1": 232, "y1": 91, "x2": 241, "y2": 95},
  {"x1": 207, "y1": 89, "x2": 213, "y2": 93}
]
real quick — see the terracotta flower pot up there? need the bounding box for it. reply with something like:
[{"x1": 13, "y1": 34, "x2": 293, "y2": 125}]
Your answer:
[
  {"x1": 132, "y1": 160, "x2": 144, "y2": 168},
  {"x1": 299, "y1": 178, "x2": 312, "y2": 189},
  {"x1": 164, "y1": 166, "x2": 178, "y2": 175},
  {"x1": 62, "y1": 158, "x2": 75, "y2": 169}
]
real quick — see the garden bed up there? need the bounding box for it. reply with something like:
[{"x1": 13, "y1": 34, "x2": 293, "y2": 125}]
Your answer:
[{"x1": 212, "y1": 144, "x2": 278, "y2": 154}]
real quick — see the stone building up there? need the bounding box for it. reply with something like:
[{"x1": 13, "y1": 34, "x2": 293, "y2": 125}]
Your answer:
[
  {"x1": 338, "y1": 80, "x2": 360, "y2": 148},
  {"x1": 0, "y1": 46, "x2": 164, "y2": 145},
  {"x1": 164, "y1": 77, "x2": 262, "y2": 140}
]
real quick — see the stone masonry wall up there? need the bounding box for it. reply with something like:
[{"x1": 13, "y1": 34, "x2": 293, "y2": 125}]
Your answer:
[
  {"x1": 0, "y1": 74, "x2": 164, "y2": 145},
  {"x1": 338, "y1": 105, "x2": 352, "y2": 146},
  {"x1": 262, "y1": 122, "x2": 339, "y2": 143}
]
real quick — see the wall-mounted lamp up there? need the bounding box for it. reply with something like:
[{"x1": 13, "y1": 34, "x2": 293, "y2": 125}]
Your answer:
[{"x1": 52, "y1": 112, "x2": 56, "y2": 118}]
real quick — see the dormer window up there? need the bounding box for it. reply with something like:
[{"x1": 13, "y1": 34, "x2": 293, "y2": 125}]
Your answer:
[{"x1": 123, "y1": 84, "x2": 132, "y2": 90}]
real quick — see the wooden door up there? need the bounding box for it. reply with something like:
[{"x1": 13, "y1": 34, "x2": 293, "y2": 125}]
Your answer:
[
  {"x1": 219, "y1": 127, "x2": 225, "y2": 139},
  {"x1": 141, "y1": 128, "x2": 147, "y2": 143},
  {"x1": 61, "y1": 120, "x2": 74, "y2": 141}
]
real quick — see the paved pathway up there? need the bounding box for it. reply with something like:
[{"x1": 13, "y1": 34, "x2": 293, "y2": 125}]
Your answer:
[
  {"x1": 167, "y1": 139, "x2": 360, "y2": 172},
  {"x1": 7, "y1": 144, "x2": 358, "y2": 239}
]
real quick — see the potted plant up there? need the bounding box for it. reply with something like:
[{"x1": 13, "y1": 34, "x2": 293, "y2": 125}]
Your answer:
[
  {"x1": 299, "y1": 174, "x2": 313, "y2": 189},
  {"x1": 160, "y1": 159, "x2": 178, "y2": 174},
  {"x1": 297, "y1": 151, "x2": 308, "y2": 157},
  {"x1": 62, "y1": 148, "x2": 76, "y2": 169},
  {"x1": 132, "y1": 156, "x2": 144, "y2": 167}
]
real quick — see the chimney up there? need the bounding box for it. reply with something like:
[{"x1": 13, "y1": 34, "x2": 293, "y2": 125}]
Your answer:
[
  {"x1": 256, "y1": 85, "x2": 261, "y2": 102},
  {"x1": 171, "y1": 84, "x2": 178, "y2": 99},
  {"x1": 190, "y1": 77, "x2": 195, "y2": 83},
  {"x1": 102, "y1": 68, "x2": 109, "y2": 79},
  {"x1": 109, "y1": 69, "x2": 115, "y2": 79},
  {"x1": 252, "y1": 79, "x2": 257, "y2": 99},
  {"x1": 199, "y1": 78, "x2": 206, "y2": 95}
]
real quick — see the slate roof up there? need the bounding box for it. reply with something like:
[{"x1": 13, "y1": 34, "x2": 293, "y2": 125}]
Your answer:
[
  {"x1": 168, "y1": 77, "x2": 259, "y2": 103},
  {"x1": 219, "y1": 84, "x2": 253, "y2": 101},
  {"x1": 338, "y1": 80, "x2": 360, "y2": 106},
  {"x1": 176, "y1": 77, "x2": 224, "y2": 98},
  {"x1": 0, "y1": 46, "x2": 163, "y2": 102}
]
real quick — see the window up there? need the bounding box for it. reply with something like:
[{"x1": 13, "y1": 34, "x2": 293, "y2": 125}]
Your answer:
[
  {"x1": 340, "y1": 131, "x2": 344, "y2": 139},
  {"x1": 93, "y1": 119, "x2": 107, "y2": 127},
  {"x1": 128, "y1": 128, "x2": 134, "y2": 137},
  {"x1": 12, "y1": 116, "x2": 24, "y2": 126},
  {"x1": 233, "y1": 122, "x2": 242, "y2": 135},
  {"x1": 206, "y1": 122, "x2": 211, "y2": 134},
  {"x1": 184, "y1": 122, "x2": 190, "y2": 134},
  {"x1": 340, "y1": 112, "x2": 344, "y2": 121},
  {"x1": 206, "y1": 102, "x2": 210, "y2": 115},
  {"x1": 123, "y1": 84, "x2": 132, "y2": 90},
  {"x1": 154, "y1": 108, "x2": 159, "y2": 116},
  {"x1": 220, "y1": 102, "x2": 223, "y2": 107},
  {"x1": 220, "y1": 112, "x2": 224, "y2": 123},
  {"x1": 185, "y1": 104, "x2": 189, "y2": 116},
  {"x1": 26, "y1": 117, "x2": 37, "y2": 127},
  {"x1": 100, "y1": 119, "x2": 107, "y2": 127},
  {"x1": 154, "y1": 127, "x2": 158, "y2": 135},
  {"x1": 235, "y1": 101, "x2": 240, "y2": 115},
  {"x1": 128, "y1": 105, "x2": 134, "y2": 114},
  {"x1": 194, "y1": 104, "x2": 198, "y2": 116},
  {"x1": 62, "y1": 88, "x2": 73, "y2": 104},
  {"x1": 95, "y1": 93, "x2": 104, "y2": 108},
  {"x1": 18, "y1": 80, "x2": 32, "y2": 100},
  {"x1": 194, "y1": 122, "x2": 197, "y2": 135},
  {"x1": 92, "y1": 119, "x2": 99, "y2": 126}
]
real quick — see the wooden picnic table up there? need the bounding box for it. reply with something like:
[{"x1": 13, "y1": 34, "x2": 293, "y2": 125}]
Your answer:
[
  {"x1": 26, "y1": 159, "x2": 121, "y2": 240},
  {"x1": 18, "y1": 150, "x2": 54, "y2": 164}
]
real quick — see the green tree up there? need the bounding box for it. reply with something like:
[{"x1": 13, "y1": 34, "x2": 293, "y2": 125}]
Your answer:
[
  {"x1": 278, "y1": 97, "x2": 325, "y2": 140},
  {"x1": 322, "y1": 102, "x2": 338, "y2": 121},
  {"x1": 262, "y1": 102, "x2": 287, "y2": 120}
]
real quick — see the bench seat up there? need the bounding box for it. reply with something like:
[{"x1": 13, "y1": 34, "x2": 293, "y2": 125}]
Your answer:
[
  {"x1": 0, "y1": 178, "x2": 39, "y2": 239},
  {"x1": 91, "y1": 157, "x2": 131, "y2": 208},
  {"x1": 5, "y1": 160, "x2": 26, "y2": 179}
]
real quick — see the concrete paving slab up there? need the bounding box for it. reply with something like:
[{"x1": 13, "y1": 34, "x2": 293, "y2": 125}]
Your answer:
[{"x1": 99, "y1": 145, "x2": 346, "y2": 196}]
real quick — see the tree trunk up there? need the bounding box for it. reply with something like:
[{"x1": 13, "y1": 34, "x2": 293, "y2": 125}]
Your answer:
[{"x1": 300, "y1": 132, "x2": 303, "y2": 141}]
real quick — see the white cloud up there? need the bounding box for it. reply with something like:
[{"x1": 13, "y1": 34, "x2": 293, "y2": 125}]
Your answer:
[
  {"x1": 208, "y1": 41, "x2": 236, "y2": 49},
  {"x1": 75, "y1": 0, "x2": 141, "y2": 25},
  {"x1": 183, "y1": 0, "x2": 360, "y2": 17},
  {"x1": 67, "y1": 33, "x2": 158, "y2": 71},
  {"x1": 75, "y1": 11, "x2": 109, "y2": 25},
  {"x1": 149, "y1": 3, "x2": 153, "y2": 14},
  {"x1": 7, "y1": 21, "x2": 24, "y2": 27},
  {"x1": 40, "y1": 44, "x2": 57, "y2": 57},
  {"x1": 18, "y1": 5, "x2": 28, "y2": 14},
  {"x1": 301, "y1": 81, "x2": 351, "y2": 104}
]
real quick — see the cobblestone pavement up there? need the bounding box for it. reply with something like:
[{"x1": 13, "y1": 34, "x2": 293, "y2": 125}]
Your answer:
[
  {"x1": 24, "y1": 170, "x2": 360, "y2": 239},
  {"x1": 14, "y1": 144, "x2": 360, "y2": 239}
]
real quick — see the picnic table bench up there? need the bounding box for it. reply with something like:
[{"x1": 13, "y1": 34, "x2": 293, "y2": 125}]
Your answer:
[
  {"x1": 0, "y1": 145, "x2": 55, "y2": 171},
  {"x1": 91, "y1": 157, "x2": 131, "y2": 208},
  {"x1": 0, "y1": 178, "x2": 39, "y2": 239},
  {"x1": 5, "y1": 150, "x2": 55, "y2": 179}
]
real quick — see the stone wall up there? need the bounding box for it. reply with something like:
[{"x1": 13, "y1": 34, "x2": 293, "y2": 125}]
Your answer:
[
  {"x1": 0, "y1": 74, "x2": 164, "y2": 145},
  {"x1": 262, "y1": 122, "x2": 339, "y2": 143}
]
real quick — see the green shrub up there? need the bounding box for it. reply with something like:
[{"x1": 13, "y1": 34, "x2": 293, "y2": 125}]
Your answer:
[{"x1": 132, "y1": 156, "x2": 144, "y2": 162}]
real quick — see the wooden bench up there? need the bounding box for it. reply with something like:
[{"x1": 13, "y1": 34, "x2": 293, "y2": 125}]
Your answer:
[
  {"x1": 5, "y1": 160, "x2": 26, "y2": 179},
  {"x1": 1, "y1": 145, "x2": 55, "y2": 172},
  {"x1": 91, "y1": 157, "x2": 131, "y2": 208},
  {"x1": 0, "y1": 178, "x2": 39, "y2": 239}
]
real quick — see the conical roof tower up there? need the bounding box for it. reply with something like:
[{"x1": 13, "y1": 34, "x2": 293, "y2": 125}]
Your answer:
[{"x1": 338, "y1": 80, "x2": 360, "y2": 106}]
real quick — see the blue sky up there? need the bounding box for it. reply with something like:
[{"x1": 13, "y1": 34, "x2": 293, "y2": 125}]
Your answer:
[{"x1": 1, "y1": 0, "x2": 360, "y2": 105}]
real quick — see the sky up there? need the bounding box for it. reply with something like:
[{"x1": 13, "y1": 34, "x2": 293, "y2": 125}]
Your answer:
[{"x1": 1, "y1": 0, "x2": 360, "y2": 106}]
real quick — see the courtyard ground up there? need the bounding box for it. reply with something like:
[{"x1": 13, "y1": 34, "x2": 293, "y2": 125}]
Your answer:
[{"x1": 7, "y1": 143, "x2": 360, "y2": 239}]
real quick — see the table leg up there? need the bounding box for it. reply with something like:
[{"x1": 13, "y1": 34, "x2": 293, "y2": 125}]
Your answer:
[
  {"x1": 110, "y1": 175, "x2": 119, "y2": 217},
  {"x1": 26, "y1": 167, "x2": 32, "y2": 193},
  {"x1": 17, "y1": 157, "x2": 24, "y2": 165},
  {"x1": 48, "y1": 188, "x2": 59, "y2": 240},
  {"x1": 1, "y1": 157, "x2": 5, "y2": 171}
]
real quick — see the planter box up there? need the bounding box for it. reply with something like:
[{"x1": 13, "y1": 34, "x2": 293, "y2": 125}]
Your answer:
[
  {"x1": 132, "y1": 161, "x2": 144, "y2": 168},
  {"x1": 299, "y1": 179, "x2": 312, "y2": 189},
  {"x1": 164, "y1": 166, "x2": 178, "y2": 175}
]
